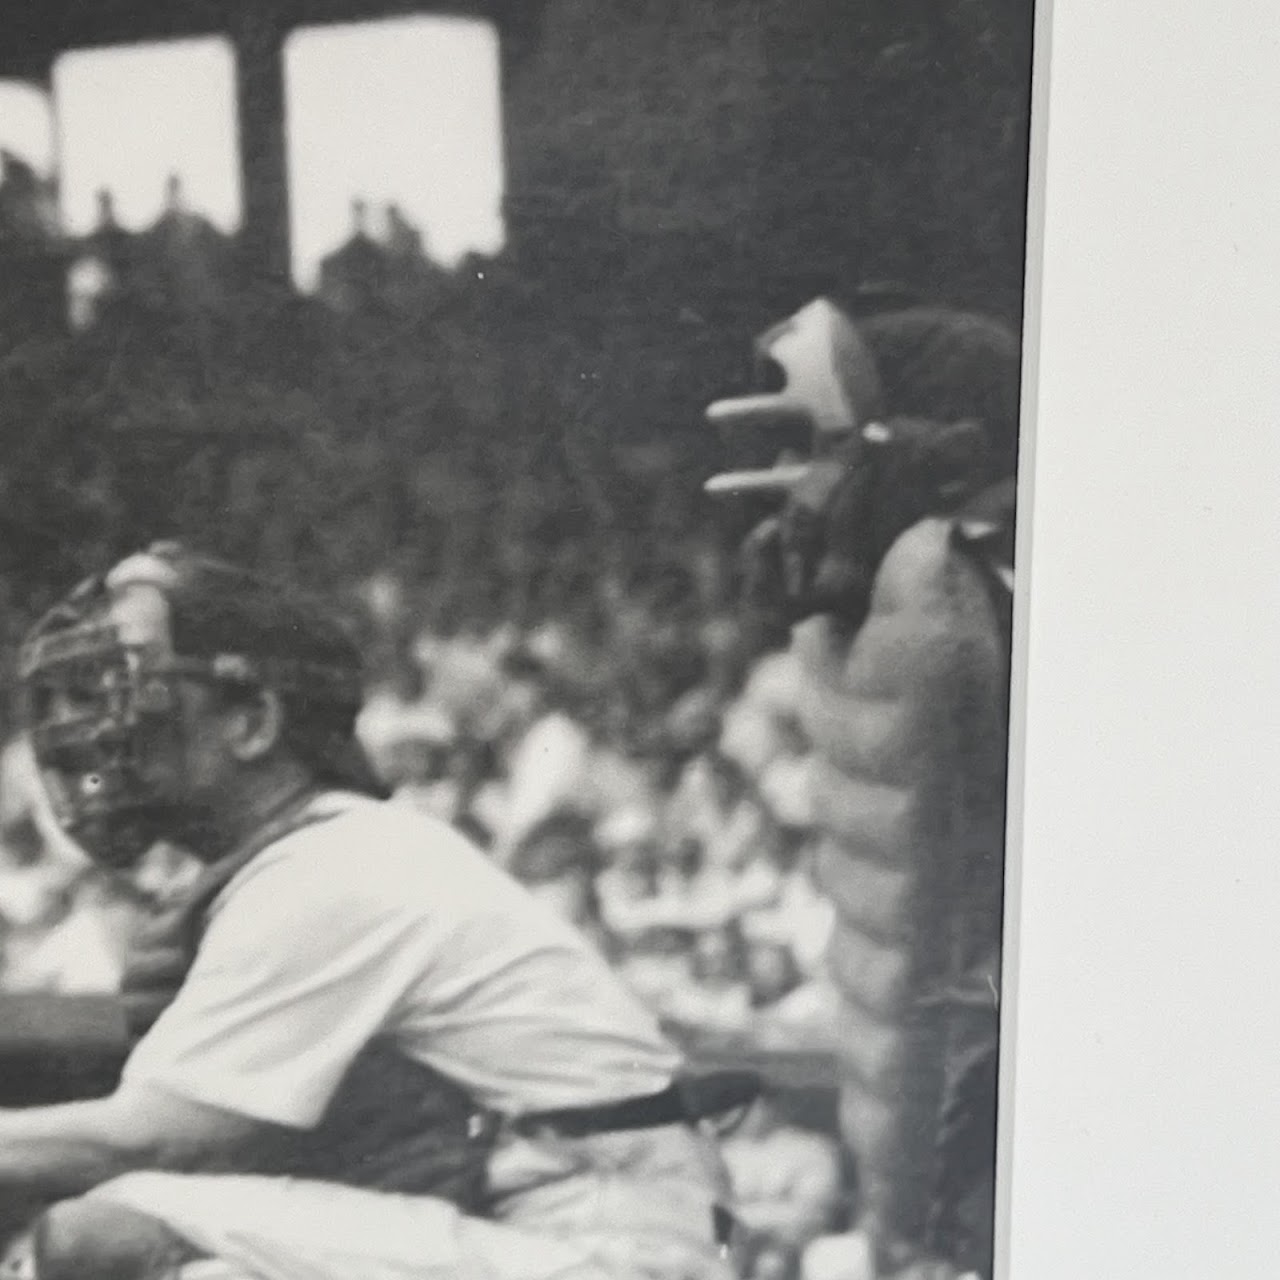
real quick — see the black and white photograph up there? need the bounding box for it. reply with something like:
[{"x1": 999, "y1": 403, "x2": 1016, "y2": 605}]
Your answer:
[{"x1": 0, "y1": 4, "x2": 1036, "y2": 1279}]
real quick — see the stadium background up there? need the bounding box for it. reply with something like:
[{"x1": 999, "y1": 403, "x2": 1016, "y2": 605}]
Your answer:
[{"x1": 0, "y1": 4, "x2": 1032, "y2": 1276}]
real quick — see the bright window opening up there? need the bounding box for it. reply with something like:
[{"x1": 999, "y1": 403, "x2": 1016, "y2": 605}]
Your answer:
[
  {"x1": 0, "y1": 80, "x2": 55, "y2": 178},
  {"x1": 284, "y1": 15, "x2": 505, "y2": 291},
  {"x1": 53, "y1": 38, "x2": 242, "y2": 236}
]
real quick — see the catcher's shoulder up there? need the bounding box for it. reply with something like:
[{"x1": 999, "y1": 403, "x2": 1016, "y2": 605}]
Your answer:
[{"x1": 870, "y1": 516, "x2": 982, "y2": 617}]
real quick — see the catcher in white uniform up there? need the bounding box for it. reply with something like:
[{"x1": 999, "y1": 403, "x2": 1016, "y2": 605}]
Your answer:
[{"x1": 2, "y1": 544, "x2": 748, "y2": 1280}]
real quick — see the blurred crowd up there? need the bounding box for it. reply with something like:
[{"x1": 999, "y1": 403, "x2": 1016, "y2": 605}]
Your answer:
[
  {"x1": 0, "y1": 146, "x2": 1006, "y2": 1280},
  {"x1": 0, "y1": 561, "x2": 843, "y2": 1028},
  {"x1": 355, "y1": 569, "x2": 842, "y2": 1053},
  {"x1": 1, "y1": 161, "x2": 842, "y2": 1047},
  {"x1": 0, "y1": 490, "x2": 993, "y2": 1261},
  {"x1": 0, "y1": 556, "x2": 855, "y2": 1280}
]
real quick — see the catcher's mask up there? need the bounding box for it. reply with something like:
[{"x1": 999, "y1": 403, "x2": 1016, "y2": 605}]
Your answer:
[
  {"x1": 705, "y1": 298, "x2": 1018, "y2": 630},
  {"x1": 19, "y1": 543, "x2": 377, "y2": 867}
]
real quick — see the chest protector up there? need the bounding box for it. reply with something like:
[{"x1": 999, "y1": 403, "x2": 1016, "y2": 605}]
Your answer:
[
  {"x1": 707, "y1": 298, "x2": 1016, "y2": 1277},
  {"x1": 796, "y1": 495, "x2": 1010, "y2": 1278},
  {"x1": 120, "y1": 794, "x2": 497, "y2": 1210}
]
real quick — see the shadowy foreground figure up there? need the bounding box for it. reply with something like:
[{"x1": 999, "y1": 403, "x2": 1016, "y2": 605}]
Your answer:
[
  {"x1": 707, "y1": 299, "x2": 1016, "y2": 1280},
  {"x1": 2, "y1": 543, "x2": 749, "y2": 1280}
]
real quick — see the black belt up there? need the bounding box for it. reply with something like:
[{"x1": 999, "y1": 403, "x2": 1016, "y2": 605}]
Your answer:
[{"x1": 512, "y1": 1070, "x2": 761, "y2": 1140}]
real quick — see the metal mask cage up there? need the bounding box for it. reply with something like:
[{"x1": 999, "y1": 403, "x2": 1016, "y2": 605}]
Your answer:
[
  {"x1": 24, "y1": 617, "x2": 362, "y2": 780},
  {"x1": 19, "y1": 616, "x2": 366, "y2": 849},
  {"x1": 21, "y1": 621, "x2": 366, "y2": 726},
  {"x1": 18, "y1": 623, "x2": 185, "y2": 821}
]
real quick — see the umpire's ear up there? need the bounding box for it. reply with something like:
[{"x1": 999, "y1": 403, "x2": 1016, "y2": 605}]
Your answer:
[{"x1": 227, "y1": 687, "x2": 287, "y2": 764}]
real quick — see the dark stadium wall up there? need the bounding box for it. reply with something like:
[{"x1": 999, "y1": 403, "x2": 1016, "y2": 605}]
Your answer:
[
  {"x1": 502, "y1": 0, "x2": 1033, "y2": 321},
  {"x1": 495, "y1": 0, "x2": 1033, "y2": 464}
]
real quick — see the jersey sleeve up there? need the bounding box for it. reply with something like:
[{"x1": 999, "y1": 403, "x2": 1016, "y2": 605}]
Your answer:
[{"x1": 122, "y1": 842, "x2": 431, "y2": 1129}]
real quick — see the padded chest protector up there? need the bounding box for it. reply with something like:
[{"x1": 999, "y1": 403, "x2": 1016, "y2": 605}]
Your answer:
[{"x1": 795, "y1": 516, "x2": 1008, "y2": 1273}]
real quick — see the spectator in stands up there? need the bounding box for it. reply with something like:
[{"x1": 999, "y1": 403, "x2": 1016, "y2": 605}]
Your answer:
[
  {"x1": 612, "y1": 926, "x2": 697, "y2": 1019},
  {"x1": 434, "y1": 736, "x2": 504, "y2": 849},
  {"x1": 746, "y1": 938, "x2": 805, "y2": 1010},
  {"x1": 68, "y1": 189, "x2": 135, "y2": 331},
  {"x1": 595, "y1": 804, "x2": 663, "y2": 938},
  {"x1": 506, "y1": 811, "x2": 608, "y2": 952},
  {"x1": 661, "y1": 921, "x2": 753, "y2": 1034},
  {"x1": 744, "y1": 1241, "x2": 799, "y2": 1280},
  {"x1": 88, "y1": 190, "x2": 130, "y2": 269},
  {"x1": 0, "y1": 736, "x2": 85, "y2": 989},
  {"x1": 0, "y1": 148, "x2": 64, "y2": 336},
  {"x1": 491, "y1": 642, "x2": 593, "y2": 862},
  {"x1": 722, "y1": 1094, "x2": 845, "y2": 1261},
  {"x1": 741, "y1": 933, "x2": 840, "y2": 1051},
  {"x1": 384, "y1": 203, "x2": 425, "y2": 261},
  {"x1": 2, "y1": 871, "x2": 141, "y2": 995},
  {"x1": 0, "y1": 149, "x2": 58, "y2": 245},
  {"x1": 580, "y1": 722, "x2": 662, "y2": 830},
  {"x1": 670, "y1": 748, "x2": 773, "y2": 876},
  {"x1": 317, "y1": 197, "x2": 390, "y2": 315},
  {"x1": 741, "y1": 832, "x2": 837, "y2": 982},
  {"x1": 141, "y1": 173, "x2": 232, "y2": 314},
  {"x1": 0, "y1": 737, "x2": 201, "y2": 995},
  {"x1": 355, "y1": 659, "x2": 447, "y2": 788},
  {"x1": 385, "y1": 729, "x2": 456, "y2": 816}
]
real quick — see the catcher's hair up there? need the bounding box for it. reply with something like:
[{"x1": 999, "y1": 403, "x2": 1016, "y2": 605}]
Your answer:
[
  {"x1": 859, "y1": 307, "x2": 1023, "y2": 466},
  {"x1": 161, "y1": 546, "x2": 385, "y2": 795}
]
